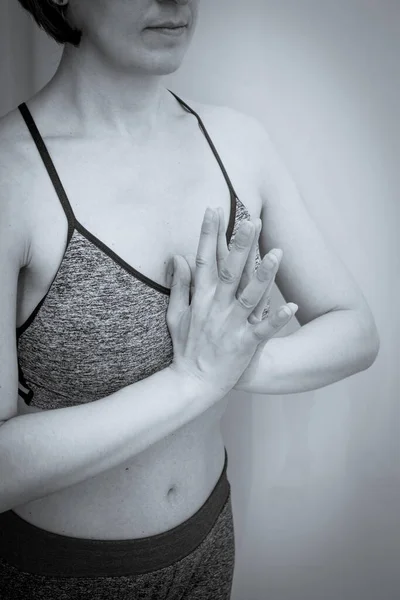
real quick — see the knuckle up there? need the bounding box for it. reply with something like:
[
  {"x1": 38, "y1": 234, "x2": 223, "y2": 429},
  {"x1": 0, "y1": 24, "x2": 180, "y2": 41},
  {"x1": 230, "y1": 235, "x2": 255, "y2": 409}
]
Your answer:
[
  {"x1": 269, "y1": 316, "x2": 281, "y2": 330},
  {"x1": 219, "y1": 266, "x2": 238, "y2": 284},
  {"x1": 252, "y1": 326, "x2": 267, "y2": 342},
  {"x1": 233, "y1": 236, "x2": 249, "y2": 252},
  {"x1": 256, "y1": 264, "x2": 272, "y2": 282},
  {"x1": 201, "y1": 227, "x2": 213, "y2": 236},
  {"x1": 237, "y1": 294, "x2": 256, "y2": 310},
  {"x1": 195, "y1": 255, "x2": 208, "y2": 268}
]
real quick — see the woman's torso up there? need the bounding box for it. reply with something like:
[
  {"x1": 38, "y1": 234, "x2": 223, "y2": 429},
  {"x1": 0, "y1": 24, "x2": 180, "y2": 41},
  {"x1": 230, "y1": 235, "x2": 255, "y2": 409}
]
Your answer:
[{"x1": 4, "y1": 91, "x2": 263, "y2": 539}]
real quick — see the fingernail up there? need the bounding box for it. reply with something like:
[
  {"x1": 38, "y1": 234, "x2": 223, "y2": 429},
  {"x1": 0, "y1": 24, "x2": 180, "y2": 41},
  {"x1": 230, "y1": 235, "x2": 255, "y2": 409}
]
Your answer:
[
  {"x1": 279, "y1": 306, "x2": 291, "y2": 318},
  {"x1": 205, "y1": 207, "x2": 214, "y2": 221},
  {"x1": 270, "y1": 248, "x2": 283, "y2": 263},
  {"x1": 265, "y1": 254, "x2": 277, "y2": 268}
]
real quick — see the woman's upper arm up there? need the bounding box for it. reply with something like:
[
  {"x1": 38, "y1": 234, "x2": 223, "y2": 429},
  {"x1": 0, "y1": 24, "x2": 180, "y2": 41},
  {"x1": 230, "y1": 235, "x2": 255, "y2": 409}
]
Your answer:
[
  {"x1": 254, "y1": 122, "x2": 373, "y2": 327},
  {"x1": 0, "y1": 153, "x2": 30, "y2": 425}
]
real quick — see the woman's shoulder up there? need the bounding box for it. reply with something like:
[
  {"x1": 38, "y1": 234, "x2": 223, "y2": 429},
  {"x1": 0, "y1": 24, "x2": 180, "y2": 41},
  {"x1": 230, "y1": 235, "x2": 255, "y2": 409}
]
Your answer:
[
  {"x1": 0, "y1": 105, "x2": 36, "y2": 172},
  {"x1": 0, "y1": 108, "x2": 36, "y2": 269},
  {"x1": 178, "y1": 95, "x2": 267, "y2": 163},
  {"x1": 0, "y1": 106, "x2": 38, "y2": 197},
  {"x1": 184, "y1": 97, "x2": 264, "y2": 137}
]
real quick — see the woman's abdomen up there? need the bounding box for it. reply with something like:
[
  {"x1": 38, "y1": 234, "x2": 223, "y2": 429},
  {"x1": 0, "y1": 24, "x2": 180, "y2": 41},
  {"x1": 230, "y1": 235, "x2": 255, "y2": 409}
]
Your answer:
[{"x1": 12, "y1": 405, "x2": 228, "y2": 540}]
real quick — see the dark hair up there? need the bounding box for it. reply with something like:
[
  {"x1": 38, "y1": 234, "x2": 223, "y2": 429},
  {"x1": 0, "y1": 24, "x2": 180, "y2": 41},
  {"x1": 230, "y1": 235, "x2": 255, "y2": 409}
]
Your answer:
[{"x1": 17, "y1": 0, "x2": 82, "y2": 46}]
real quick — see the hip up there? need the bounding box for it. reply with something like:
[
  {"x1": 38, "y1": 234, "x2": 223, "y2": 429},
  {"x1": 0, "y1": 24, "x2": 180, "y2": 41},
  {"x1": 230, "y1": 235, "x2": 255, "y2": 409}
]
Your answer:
[{"x1": 0, "y1": 446, "x2": 234, "y2": 599}]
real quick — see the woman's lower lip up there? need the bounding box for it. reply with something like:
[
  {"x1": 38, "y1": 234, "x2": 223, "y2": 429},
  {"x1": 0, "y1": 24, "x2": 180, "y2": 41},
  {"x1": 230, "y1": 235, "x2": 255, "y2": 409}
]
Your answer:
[{"x1": 146, "y1": 26, "x2": 187, "y2": 36}]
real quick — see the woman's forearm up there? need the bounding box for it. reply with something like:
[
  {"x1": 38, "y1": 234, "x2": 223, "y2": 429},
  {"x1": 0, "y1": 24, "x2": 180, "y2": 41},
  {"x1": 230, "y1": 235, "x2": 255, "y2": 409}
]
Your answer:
[
  {"x1": 0, "y1": 367, "x2": 216, "y2": 514},
  {"x1": 234, "y1": 309, "x2": 380, "y2": 395}
]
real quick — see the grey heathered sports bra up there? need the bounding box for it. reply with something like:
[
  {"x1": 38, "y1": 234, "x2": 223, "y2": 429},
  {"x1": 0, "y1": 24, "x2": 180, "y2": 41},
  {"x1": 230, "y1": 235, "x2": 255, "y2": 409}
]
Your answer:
[{"x1": 16, "y1": 90, "x2": 263, "y2": 410}]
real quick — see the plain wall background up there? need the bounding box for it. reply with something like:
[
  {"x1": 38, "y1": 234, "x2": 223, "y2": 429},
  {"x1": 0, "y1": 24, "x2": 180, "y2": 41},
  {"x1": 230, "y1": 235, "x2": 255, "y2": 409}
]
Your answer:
[{"x1": 1, "y1": 1, "x2": 398, "y2": 598}]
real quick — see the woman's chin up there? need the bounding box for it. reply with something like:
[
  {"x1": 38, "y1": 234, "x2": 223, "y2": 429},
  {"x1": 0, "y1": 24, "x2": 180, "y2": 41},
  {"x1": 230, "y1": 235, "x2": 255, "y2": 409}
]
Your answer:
[{"x1": 131, "y1": 53, "x2": 187, "y2": 76}]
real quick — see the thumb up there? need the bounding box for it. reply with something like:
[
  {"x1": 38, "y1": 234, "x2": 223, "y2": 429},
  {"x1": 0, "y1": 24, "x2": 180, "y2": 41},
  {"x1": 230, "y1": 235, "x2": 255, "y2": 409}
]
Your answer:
[{"x1": 168, "y1": 255, "x2": 191, "y2": 317}]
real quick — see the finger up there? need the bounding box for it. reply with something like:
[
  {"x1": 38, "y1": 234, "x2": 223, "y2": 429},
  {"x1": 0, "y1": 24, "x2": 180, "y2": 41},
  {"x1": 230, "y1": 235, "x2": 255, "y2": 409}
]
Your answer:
[
  {"x1": 193, "y1": 207, "x2": 219, "y2": 293},
  {"x1": 251, "y1": 248, "x2": 283, "y2": 321},
  {"x1": 248, "y1": 294, "x2": 272, "y2": 324},
  {"x1": 166, "y1": 255, "x2": 192, "y2": 323},
  {"x1": 213, "y1": 219, "x2": 256, "y2": 309},
  {"x1": 216, "y1": 207, "x2": 229, "y2": 272},
  {"x1": 216, "y1": 209, "x2": 260, "y2": 294},
  {"x1": 250, "y1": 289, "x2": 272, "y2": 322},
  {"x1": 230, "y1": 250, "x2": 278, "y2": 321},
  {"x1": 250, "y1": 303, "x2": 298, "y2": 342},
  {"x1": 182, "y1": 253, "x2": 196, "y2": 304},
  {"x1": 236, "y1": 218, "x2": 262, "y2": 296}
]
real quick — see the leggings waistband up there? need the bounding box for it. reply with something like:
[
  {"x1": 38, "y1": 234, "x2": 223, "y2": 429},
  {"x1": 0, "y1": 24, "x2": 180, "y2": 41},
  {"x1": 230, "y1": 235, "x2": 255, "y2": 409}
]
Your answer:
[{"x1": 0, "y1": 448, "x2": 229, "y2": 577}]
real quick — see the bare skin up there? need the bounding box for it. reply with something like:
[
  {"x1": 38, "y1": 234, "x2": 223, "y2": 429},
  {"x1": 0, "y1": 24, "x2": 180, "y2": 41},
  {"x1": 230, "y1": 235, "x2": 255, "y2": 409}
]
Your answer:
[
  {"x1": 2, "y1": 84, "x2": 263, "y2": 538},
  {"x1": 3, "y1": 0, "x2": 374, "y2": 541}
]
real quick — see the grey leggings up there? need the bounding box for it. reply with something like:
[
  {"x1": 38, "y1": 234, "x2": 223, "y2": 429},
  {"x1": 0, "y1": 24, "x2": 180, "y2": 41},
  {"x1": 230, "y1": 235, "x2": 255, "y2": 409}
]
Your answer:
[{"x1": 0, "y1": 448, "x2": 235, "y2": 599}]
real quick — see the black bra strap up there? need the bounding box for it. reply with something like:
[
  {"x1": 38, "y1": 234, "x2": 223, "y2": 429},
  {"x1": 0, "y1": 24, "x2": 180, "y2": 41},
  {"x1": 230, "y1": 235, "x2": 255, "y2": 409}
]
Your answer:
[
  {"x1": 18, "y1": 102, "x2": 76, "y2": 241},
  {"x1": 168, "y1": 90, "x2": 239, "y2": 201},
  {"x1": 18, "y1": 91, "x2": 238, "y2": 232}
]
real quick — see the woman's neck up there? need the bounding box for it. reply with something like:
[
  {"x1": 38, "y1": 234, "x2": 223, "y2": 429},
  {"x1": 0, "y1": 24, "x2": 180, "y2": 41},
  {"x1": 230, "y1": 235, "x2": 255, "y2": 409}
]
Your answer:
[{"x1": 41, "y1": 43, "x2": 175, "y2": 140}]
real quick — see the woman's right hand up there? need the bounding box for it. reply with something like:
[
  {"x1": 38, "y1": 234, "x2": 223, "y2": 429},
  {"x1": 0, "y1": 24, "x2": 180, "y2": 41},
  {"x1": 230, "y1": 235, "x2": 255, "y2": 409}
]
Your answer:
[{"x1": 166, "y1": 207, "x2": 297, "y2": 400}]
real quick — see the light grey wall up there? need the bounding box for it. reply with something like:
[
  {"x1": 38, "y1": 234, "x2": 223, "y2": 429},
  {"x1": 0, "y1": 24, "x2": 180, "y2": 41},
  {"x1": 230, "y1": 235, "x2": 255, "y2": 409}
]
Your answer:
[{"x1": 1, "y1": 1, "x2": 398, "y2": 599}]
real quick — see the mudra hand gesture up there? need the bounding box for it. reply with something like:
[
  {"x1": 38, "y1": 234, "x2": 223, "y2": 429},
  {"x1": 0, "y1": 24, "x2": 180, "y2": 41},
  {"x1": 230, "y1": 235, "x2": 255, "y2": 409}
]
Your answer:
[{"x1": 167, "y1": 207, "x2": 298, "y2": 397}]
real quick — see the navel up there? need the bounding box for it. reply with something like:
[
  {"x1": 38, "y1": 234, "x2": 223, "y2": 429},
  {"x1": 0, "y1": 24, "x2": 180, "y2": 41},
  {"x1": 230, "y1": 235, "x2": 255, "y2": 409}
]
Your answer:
[{"x1": 166, "y1": 484, "x2": 178, "y2": 499}]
